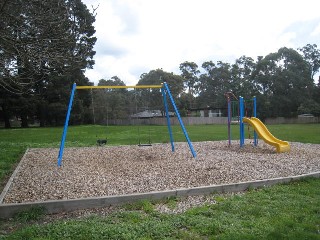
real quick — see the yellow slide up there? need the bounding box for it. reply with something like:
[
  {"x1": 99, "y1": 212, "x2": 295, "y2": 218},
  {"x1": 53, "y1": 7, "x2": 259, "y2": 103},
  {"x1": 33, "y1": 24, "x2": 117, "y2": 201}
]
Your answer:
[{"x1": 242, "y1": 117, "x2": 290, "y2": 153}]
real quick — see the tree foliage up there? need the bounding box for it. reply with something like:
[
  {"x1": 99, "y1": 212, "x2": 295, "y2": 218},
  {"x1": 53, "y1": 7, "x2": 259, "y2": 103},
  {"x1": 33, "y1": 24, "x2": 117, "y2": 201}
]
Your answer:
[
  {"x1": 298, "y1": 44, "x2": 320, "y2": 79},
  {"x1": 254, "y1": 47, "x2": 314, "y2": 117},
  {"x1": 92, "y1": 77, "x2": 129, "y2": 124},
  {"x1": 187, "y1": 46, "x2": 320, "y2": 118},
  {"x1": 137, "y1": 69, "x2": 184, "y2": 112},
  {"x1": 0, "y1": 0, "x2": 96, "y2": 127}
]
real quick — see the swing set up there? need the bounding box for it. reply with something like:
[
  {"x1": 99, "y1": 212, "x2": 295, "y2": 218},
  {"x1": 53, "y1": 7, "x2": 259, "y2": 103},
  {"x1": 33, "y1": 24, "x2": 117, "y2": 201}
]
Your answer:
[{"x1": 57, "y1": 82, "x2": 197, "y2": 166}]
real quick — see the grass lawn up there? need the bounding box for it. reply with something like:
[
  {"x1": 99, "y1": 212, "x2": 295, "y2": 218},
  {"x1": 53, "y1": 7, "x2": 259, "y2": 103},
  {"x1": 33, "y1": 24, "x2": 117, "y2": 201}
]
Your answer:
[
  {"x1": 0, "y1": 123, "x2": 320, "y2": 239},
  {"x1": 1, "y1": 178, "x2": 320, "y2": 239}
]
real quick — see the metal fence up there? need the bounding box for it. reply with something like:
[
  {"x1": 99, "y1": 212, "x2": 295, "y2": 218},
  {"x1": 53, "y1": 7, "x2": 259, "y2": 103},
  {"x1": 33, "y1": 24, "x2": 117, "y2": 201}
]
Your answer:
[
  {"x1": 105, "y1": 116, "x2": 319, "y2": 126},
  {"x1": 264, "y1": 116, "x2": 320, "y2": 124}
]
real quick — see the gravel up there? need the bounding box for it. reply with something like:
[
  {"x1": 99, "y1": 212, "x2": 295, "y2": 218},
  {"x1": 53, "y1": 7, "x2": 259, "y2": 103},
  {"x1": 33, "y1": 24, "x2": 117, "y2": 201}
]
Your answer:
[{"x1": 2, "y1": 140, "x2": 320, "y2": 204}]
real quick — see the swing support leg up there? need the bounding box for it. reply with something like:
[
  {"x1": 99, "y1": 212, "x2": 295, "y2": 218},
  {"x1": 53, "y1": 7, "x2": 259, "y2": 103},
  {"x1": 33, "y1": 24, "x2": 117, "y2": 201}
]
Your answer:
[
  {"x1": 163, "y1": 82, "x2": 196, "y2": 158},
  {"x1": 57, "y1": 83, "x2": 77, "y2": 166}
]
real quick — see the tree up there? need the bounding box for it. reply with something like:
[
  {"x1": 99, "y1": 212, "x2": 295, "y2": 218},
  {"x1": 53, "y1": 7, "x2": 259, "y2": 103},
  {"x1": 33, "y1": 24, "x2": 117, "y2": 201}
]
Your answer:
[
  {"x1": 0, "y1": 0, "x2": 96, "y2": 127},
  {"x1": 179, "y1": 61, "x2": 200, "y2": 109},
  {"x1": 137, "y1": 69, "x2": 184, "y2": 113},
  {"x1": 98, "y1": 76, "x2": 126, "y2": 88},
  {"x1": 254, "y1": 47, "x2": 313, "y2": 117},
  {"x1": 298, "y1": 44, "x2": 320, "y2": 114},
  {"x1": 198, "y1": 61, "x2": 231, "y2": 109},
  {"x1": 297, "y1": 99, "x2": 320, "y2": 117},
  {"x1": 0, "y1": 0, "x2": 96, "y2": 94},
  {"x1": 92, "y1": 77, "x2": 128, "y2": 124},
  {"x1": 298, "y1": 44, "x2": 320, "y2": 80},
  {"x1": 230, "y1": 56, "x2": 257, "y2": 98},
  {"x1": 179, "y1": 61, "x2": 200, "y2": 94}
]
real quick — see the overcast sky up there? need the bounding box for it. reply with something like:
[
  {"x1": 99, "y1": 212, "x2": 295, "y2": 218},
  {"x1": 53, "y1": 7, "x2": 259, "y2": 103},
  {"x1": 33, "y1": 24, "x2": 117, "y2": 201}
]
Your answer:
[{"x1": 82, "y1": 0, "x2": 320, "y2": 85}]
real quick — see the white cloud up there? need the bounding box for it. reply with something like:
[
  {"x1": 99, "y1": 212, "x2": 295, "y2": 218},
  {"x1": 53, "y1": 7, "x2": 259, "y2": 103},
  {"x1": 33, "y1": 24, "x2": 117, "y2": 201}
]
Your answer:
[
  {"x1": 83, "y1": 0, "x2": 320, "y2": 85},
  {"x1": 311, "y1": 23, "x2": 320, "y2": 36}
]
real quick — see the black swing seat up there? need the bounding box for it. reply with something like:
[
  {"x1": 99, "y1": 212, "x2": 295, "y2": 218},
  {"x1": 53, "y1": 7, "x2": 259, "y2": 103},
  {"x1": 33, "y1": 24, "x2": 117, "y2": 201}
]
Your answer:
[
  {"x1": 97, "y1": 139, "x2": 107, "y2": 146},
  {"x1": 138, "y1": 143, "x2": 152, "y2": 147}
]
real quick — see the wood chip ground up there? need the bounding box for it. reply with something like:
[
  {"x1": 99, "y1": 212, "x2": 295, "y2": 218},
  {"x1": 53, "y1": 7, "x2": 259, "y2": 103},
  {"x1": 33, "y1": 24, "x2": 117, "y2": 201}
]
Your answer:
[{"x1": 2, "y1": 140, "x2": 320, "y2": 204}]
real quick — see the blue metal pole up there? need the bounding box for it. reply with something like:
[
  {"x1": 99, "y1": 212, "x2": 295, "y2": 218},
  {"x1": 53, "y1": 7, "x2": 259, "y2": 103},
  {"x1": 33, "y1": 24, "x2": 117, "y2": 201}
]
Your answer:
[
  {"x1": 227, "y1": 98, "x2": 231, "y2": 146},
  {"x1": 57, "y1": 83, "x2": 77, "y2": 166},
  {"x1": 253, "y1": 96, "x2": 258, "y2": 146},
  {"x1": 161, "y1": 86, "x2": 175, "y2": 152},
  {"x1": 163, "y1": 82, "x2": 196, "y2": 158},
  {"x1": 239, "y1": 96, "x2": 244, "y2": 147}
]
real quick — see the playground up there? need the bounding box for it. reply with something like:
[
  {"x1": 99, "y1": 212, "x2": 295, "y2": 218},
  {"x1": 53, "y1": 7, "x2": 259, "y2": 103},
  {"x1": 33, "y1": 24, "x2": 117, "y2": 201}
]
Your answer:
[
  {"x1": 2, "y1": 140, "x2": 320, "y2": 204},
  {"x1": 1, "y1": 83, "x2": 320, "y2": 216}
]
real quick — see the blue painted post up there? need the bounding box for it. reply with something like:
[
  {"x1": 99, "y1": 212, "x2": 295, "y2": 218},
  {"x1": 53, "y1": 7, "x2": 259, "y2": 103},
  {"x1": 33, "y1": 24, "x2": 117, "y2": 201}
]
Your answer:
[
  {"x1": 239, "y1": 97, "x2": 244, "y2": 147},
  {"x1": 253, "y1": 96, "x2": 258, "y2": 146},
  {"x1": 227, "y1": 98, "x2": 231, "y2": 146},
  {"x1": 163, "y1": 82, "x2": 196, "y2": 158},
  {"x1": 161, "y1": 86, "x2": 175, "y2": 152},
  {"x1": 57, "y1": 83, "x2": 77, "y2": 166}
]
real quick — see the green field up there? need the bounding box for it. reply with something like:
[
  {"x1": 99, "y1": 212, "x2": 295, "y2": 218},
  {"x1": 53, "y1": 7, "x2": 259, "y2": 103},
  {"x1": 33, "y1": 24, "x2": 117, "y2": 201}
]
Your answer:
[{"x1": 0, "y1": 123, "x2": 320, "y2": 239}]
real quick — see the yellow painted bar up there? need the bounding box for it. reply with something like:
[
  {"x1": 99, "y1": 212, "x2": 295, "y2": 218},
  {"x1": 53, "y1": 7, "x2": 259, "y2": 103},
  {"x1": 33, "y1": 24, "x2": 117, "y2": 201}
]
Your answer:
[{"x1": 76, "y1": 85, "x2": 163, "y2": 90}]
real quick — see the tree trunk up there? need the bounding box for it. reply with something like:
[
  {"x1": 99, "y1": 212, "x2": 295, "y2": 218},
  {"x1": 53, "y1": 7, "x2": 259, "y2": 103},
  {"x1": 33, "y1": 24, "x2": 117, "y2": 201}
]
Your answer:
[
  {"x1": 39, "y1": 104, "x2": 46, "y2": 127},
  {"x1": 20, "y1": 114, "x2": 29, "y2": 128},
  {"x1": 40, "y1": 117, "x2": 45, "y2": 127},
  {"x1": 1, "y1": 104, "x2": 11, "y2": 128}
]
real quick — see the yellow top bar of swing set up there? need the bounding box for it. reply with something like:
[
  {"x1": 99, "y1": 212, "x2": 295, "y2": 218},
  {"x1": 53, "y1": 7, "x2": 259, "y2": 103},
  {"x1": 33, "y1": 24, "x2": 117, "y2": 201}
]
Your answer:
[{"x1": 76, "y1": 85, "x2": 163, "y2": 89}]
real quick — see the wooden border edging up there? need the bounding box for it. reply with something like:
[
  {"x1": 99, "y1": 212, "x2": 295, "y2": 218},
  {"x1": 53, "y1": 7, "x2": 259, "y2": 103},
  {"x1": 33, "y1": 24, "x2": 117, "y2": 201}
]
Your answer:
[
  {"x1": 0, "y1": 149, "x2": 29, "y2": 204},
  {"x1": 1, "y1": 171, "x2": 320, "y2": 219}
]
